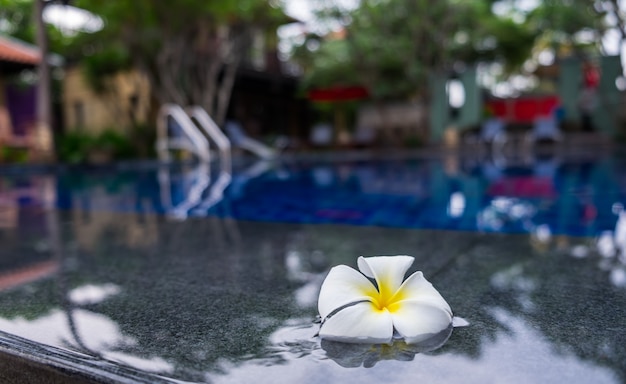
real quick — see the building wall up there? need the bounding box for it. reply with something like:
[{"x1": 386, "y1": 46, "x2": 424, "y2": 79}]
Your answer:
[
  {"x1": 557, "y1": 55, "x2": 623, "y2": 135},
  {"x1": 63, "y1": 67, "x2": 151, "y2": 135},
  {"x1": 558, "y1": 58, "x2": 583, "y2": 122},
  {"x1": 594, "y1": 55, "x2": 623, "y2": 136},
  {"x1": 356, "y1": 102, "x2": 428, "y2": 145}
]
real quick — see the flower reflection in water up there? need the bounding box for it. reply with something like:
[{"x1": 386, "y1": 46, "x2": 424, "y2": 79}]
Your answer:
[
  {"x1": 255, "y1": 316, "x2": 466, "y2": 370},
  {"x1": 321, "y1": 323, "x2": 454, "y2": 368}
]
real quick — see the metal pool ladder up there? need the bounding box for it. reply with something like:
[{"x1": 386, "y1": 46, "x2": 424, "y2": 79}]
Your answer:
[
  {"x1": 188, "y1": 105, "x2": 232, "y2": 170},
  {"x1": 156, "y1": 104, "x2": 231, "y2": 165},
  {"x1": 156, "y1": 104, "x2": 233, "y2": 220}
]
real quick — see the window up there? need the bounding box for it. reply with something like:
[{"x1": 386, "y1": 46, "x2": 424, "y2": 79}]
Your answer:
[{"x1": 73, "y1": 100, "x2": 85, "y2": 129}]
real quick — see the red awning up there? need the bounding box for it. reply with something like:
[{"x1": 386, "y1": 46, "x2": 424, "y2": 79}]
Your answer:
[
  {"x1": 485, "y1": 95, "x2": 560, "y2": 123},
  {"x1": 0, "y1": 35, "x2": 41, "y2": 65},
  {"x1": 308, "y1": 86, "x2": 369, "y2": 102},
  {"x1": 487, "y1": 176, "x2": 556, "y2": 198}
]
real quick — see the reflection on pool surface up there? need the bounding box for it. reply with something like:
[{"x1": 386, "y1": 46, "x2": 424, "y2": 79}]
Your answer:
[
  {"x1": 0, "y1": 153, "x2": 625, "y2": 383},
  {"x1": 45, "y1": 154, "x2": 626, "y2": 236}
]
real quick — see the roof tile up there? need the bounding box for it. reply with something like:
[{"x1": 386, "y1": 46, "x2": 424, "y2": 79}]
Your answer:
[{"x1": 0, "y1": 35, "x2": 41, "y2": 65}]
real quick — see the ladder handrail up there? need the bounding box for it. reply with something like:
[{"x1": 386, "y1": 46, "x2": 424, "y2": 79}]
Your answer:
[
  {"x1": 188, "y1": 106, "x2": 232, "y2": 170},
  {"x1": 237, "y1": 135, "x2": 277, "y2": 160},
  {"x1": 188, "y1": 106, "x2": 231, "y2": 151},
  {"x1": 156, "y1": 104, "x2": 210, "y2": 162}
]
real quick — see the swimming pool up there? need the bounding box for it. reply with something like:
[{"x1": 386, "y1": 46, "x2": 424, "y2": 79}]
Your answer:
[{"x1": 0, "y1": 152, "x2": 625, "y2": 383}]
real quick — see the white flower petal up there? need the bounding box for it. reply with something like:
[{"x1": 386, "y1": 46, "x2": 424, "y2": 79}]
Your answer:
[
  {"x1": 390, "y1": 301, "x2": 453, "y2": 344},
  {"x1": 357, "y1": 256, "x2": 414, "y2": 297},
  {"x1": 394, "y1": 271, "x2": 452, "y2": 316},
  {"x1": 319, "y1": 301, "x2": 394, "y2": 344},
  {"x1": 318, "y1": 265, "x2": 378, "y2": 319}
]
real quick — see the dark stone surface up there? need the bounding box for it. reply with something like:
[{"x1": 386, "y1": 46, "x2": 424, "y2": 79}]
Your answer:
[{"x1": 0, "y1": 214, "x2": 624, "y2": 383}]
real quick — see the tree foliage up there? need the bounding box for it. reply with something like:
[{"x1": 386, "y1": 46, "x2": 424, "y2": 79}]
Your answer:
[
  {"x1": 0, "y1": 0, "x2": 33, "y2": 41},
  {"x1": 1, "y1": 0, "x2": 290, "y2": 125},
  {"x1": 524, "y1": 0, "x2": 608, "y2": 59},
  {"x1": 70, "y1": 0, "x2": 288, "y2": 124},
  {"x1": 294, "y1": 0, "x2": 616, "y2": 101},
  {"x1": 294, "y1": 0, "x2": 536, "y2": 100},
  {"x1": 0, "y1": 0, "x2": 74, "y2": 59}
]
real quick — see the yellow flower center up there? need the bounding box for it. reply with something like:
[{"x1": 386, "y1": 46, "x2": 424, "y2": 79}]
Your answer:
[{"x1": 370, "y1": 278, "x2": 404, "y2": 312}]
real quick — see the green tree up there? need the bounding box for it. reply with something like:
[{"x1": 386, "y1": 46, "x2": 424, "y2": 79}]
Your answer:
[
  {"x1": 0, "y1": 0, "x2": 33, "y2": 40},
  {"x1": 295, "y1": 0, "x2": 539, "y2": 102},
  {"x1": 522, "y1": 0, "x2": 608, "y2": 59},
  {"x1": 70, "y1": 0, "x2": 288, "y2": 125},
  {"x1": 0, "y1": 0, "x2": 78, "y2": 62}
]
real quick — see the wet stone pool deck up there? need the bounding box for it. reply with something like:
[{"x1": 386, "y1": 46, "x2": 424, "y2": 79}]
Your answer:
[
  {"x1": 0, "y1": 216, "x2": 624, "y2": 383},
  {"x1": 0, "y1": 154, "x2": 625, "y2": 383}
]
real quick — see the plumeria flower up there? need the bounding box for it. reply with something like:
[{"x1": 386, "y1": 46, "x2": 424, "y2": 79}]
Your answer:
[{"x1": 318, "y1": 255, "x2": 452, "y2": 344}]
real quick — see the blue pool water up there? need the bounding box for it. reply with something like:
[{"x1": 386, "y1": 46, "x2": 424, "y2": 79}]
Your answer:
[{"x1": 38, "y1": 154, "x2": 626, "y2": 237}]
